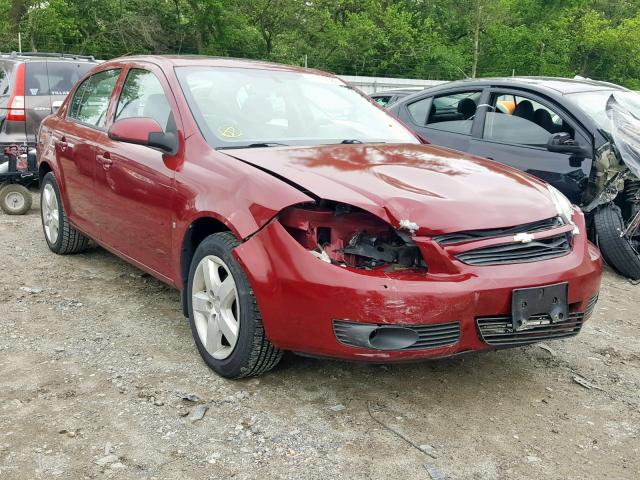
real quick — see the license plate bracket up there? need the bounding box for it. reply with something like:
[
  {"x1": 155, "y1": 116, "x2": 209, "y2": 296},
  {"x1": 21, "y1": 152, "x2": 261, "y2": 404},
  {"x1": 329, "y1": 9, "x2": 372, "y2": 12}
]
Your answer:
[{"x1": 511, "y1": 283, "x2": 568, "y2": 331}]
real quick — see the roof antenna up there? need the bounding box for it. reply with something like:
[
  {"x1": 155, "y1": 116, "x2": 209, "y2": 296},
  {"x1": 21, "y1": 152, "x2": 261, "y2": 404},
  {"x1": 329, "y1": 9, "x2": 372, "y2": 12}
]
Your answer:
[{"x1": 18, "y1": 32, "x2": 22, "y2": 54}]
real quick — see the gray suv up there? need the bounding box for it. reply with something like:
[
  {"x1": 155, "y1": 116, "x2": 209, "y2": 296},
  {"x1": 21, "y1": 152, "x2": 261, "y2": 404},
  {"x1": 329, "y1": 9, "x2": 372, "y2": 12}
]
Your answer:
[{"x1": 0, "y1": 52, "x2": 98, "y2": 155}]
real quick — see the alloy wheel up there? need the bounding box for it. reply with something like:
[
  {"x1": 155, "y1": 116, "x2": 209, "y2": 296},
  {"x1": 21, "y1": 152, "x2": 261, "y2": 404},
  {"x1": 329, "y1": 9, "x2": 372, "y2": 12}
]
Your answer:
[
  {"x1": 42, "y1": 183, "x2": 60, "y2": 244},
  {"x1": 192, "y1": 255, "x2": 240, "y2": 360}
]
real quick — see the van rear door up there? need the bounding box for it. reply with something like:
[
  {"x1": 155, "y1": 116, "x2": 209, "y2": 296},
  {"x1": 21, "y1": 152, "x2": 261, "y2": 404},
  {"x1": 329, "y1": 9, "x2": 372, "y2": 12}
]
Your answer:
[{"x1": 24, "y1": 61, "x2": 94, "y2": 143}]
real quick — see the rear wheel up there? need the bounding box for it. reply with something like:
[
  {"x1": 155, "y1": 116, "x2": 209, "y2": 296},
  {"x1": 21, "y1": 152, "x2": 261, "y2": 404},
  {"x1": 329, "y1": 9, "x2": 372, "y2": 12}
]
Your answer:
[
  {"x1": 594, "y1": 204, "x2": 640, "y2": 280},
  {"x1": 40, "y1": 172, "x2": 90, "y2": 254},
  {"x1": 187, "y1": 232, "x2": 282, "y2": 378},
  {"x1": 0, "y1": 183, "x2": 32, "y2": 215}
]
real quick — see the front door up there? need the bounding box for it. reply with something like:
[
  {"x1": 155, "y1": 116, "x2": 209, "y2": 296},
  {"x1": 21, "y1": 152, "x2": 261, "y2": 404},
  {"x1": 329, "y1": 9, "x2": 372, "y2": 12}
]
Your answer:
[
  {"x1": 93, "y1": 65, "x2": 179, "y2": 279},
  {"x1": 468, "y1": 89, "x2": 593, "y2": 204}
]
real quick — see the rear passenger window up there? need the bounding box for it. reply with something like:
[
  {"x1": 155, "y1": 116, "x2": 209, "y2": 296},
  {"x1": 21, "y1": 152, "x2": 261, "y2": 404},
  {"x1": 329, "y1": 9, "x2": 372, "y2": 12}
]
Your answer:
[
  {"x1": 25, "y1": 62, "x2": 94, "y2": 96},
  {"x1": 68, "y1": 69, "x2": 121, "y2": 129},
  {"x1": 425, "y1": 91, "x2": 481, "y2": 134},
  {"x1": 115, "y1": 69, "x2": 174, "y2": 132}
]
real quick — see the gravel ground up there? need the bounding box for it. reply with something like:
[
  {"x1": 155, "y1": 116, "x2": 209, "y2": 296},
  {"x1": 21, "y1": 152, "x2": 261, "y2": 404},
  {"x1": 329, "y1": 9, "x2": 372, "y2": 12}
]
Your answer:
[{"x1": 1, "y1": 195, "x2": 639, "y2": 480}]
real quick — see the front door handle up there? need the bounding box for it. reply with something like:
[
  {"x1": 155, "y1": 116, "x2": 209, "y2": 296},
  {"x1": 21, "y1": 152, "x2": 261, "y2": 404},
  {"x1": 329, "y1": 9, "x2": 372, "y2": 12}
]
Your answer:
[{"x1": 96, "y1": 152, "x2": 113, "y2": 169}]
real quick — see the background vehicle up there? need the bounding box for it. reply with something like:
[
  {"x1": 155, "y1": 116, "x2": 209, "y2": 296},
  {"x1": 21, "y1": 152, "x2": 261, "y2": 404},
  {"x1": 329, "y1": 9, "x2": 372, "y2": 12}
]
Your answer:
[
  {"x1": 37, "y1": 57, "x2": 600, "y2": 378},
  {"x1": 370, "y1": 88, "x2": 424, "y2": 107},
  {"x1": 389, "y1": 77, "x2": 640, "y2": 279},
  {"x1": 0, "y1": 52, "x2": 98, "y2": 214}
]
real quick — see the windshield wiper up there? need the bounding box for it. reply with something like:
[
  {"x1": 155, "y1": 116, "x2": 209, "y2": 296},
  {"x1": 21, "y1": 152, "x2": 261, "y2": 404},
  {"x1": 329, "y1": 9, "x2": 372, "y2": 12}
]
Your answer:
[
  {"x1": 218, "y1": 142, "x2": 289, "y2": 150},
  {"x1": 340, "y1": 139, "x2": 363, "y2": 144}
]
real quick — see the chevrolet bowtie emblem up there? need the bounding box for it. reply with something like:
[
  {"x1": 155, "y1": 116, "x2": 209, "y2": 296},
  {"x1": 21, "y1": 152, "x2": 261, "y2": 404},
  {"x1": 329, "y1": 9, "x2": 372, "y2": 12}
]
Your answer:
[{"x1": 513, "y1": 232, "x2": 535, "y2": 244}]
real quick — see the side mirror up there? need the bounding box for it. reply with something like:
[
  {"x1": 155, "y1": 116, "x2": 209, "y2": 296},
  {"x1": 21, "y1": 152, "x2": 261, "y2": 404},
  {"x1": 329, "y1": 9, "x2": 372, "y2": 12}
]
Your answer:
[
  {"x1": 108, "y1": 117, "x2": 178, "y2": 155},
  {"x1": 547, "y1": 132, "x2": 590, "y2": 158}
]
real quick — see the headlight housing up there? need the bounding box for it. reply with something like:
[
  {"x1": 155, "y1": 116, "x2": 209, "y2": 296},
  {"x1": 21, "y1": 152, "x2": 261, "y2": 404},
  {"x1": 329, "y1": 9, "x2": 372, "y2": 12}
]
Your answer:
[
  {"x1": 279, "y1": 202, "x2": 427, "y2": 271},
  {"x1": 547, "y1": 184, "x2": 579, "y2": 234}
]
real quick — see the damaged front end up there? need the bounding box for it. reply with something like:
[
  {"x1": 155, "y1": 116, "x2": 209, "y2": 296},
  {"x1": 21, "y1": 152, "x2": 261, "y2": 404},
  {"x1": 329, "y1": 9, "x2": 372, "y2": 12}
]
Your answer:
[{"x1": 279, "y1": 201, "x2": 427, "y2": 272}]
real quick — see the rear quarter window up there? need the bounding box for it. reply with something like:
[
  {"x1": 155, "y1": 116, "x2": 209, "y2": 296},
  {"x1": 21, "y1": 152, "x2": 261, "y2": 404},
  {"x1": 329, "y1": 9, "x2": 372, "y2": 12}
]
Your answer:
[{"x1": 25, "y1": 62, "x2": 94, "y2": 96}]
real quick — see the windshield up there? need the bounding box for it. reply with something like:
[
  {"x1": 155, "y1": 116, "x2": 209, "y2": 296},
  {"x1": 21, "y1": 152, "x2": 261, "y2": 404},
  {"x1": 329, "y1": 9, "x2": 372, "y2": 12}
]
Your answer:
[
  {"x1": 567, "y1": 90, "x2": 640, "y2": 131},
  {"x1": 175, "y1": 66, "x2": 418, "y2": 148}
]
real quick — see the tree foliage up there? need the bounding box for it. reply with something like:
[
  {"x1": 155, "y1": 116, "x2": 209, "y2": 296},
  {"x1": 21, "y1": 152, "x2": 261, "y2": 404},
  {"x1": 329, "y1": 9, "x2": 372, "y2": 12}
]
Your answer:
[{"x1": 0, "y1": 0, "x2": 639, "y2": 87}]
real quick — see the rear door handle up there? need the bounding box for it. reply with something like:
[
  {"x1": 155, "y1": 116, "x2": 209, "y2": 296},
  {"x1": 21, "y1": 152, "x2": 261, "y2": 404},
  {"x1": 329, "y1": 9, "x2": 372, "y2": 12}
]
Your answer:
[
  {"x1": 96, "y1": 152, "x2": 113, "y2": 169},
  {"x1": 55, "y1": 136, "x2": 68, "y2": 151}
]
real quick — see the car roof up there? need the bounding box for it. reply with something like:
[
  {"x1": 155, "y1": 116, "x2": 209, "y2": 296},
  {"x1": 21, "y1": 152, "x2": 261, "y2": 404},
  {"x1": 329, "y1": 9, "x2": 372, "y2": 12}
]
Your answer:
[
  {"x1": 108, "y1": 54, "x2": 333, "y2": 77},
  {"x1": 428, "y1": 76, "x2": 628, "y2": 95},
  {"x1": 0, "y1": 52, "x2": 98, "y2": 63},
  {"x1": 371, "y1": 88, "x2": 423, "y2": 96}
]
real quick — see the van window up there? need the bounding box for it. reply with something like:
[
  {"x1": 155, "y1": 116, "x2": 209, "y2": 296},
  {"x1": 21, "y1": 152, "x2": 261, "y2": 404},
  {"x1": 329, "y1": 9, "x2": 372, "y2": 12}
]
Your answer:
[{"x1": 25, "y1": 62, "x2": 94, "y2": 96}]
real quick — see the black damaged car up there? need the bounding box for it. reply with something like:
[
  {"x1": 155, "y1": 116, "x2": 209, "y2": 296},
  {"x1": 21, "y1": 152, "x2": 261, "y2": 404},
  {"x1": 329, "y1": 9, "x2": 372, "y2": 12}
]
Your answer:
[{"x1": 388, "y1": 77, "x2": 640, "y2": 280}]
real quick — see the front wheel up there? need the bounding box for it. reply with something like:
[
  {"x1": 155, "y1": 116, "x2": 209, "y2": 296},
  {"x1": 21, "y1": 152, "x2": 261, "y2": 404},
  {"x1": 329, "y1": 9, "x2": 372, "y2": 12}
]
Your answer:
[
  {"x1": 187, "y1": 232, "x2": 282, "y2": 378},
  {"x1": 594, "y1": 204, "x2": 640, "y2": 280}
]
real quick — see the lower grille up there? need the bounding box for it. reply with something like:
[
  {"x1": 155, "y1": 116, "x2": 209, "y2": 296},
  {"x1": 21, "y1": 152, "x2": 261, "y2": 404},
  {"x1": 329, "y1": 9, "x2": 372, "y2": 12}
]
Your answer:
[
  {"x1": 477, "y1": 312, "x2": 583, "y2": 346},
  {"x1": 333, "y1": 320, "x2": 460, "y2": 351},
  {"x1": 455, "y1": 233, "x2": 571, "y2": 266}
]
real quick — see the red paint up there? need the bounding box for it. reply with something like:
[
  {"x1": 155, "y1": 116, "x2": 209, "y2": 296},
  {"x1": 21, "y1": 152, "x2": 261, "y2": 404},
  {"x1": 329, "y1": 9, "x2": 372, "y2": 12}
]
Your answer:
[
  {"x1": 108, "y1": 117, "x2": 162, "y2": 145},
  {"x1": 38, "y1": 56, "x2": 602, "y2": 362}
]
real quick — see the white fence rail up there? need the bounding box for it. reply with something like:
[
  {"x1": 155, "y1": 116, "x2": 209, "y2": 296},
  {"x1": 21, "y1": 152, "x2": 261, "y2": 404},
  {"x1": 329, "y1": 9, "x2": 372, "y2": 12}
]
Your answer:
[{"x1": 338, "y1": 75, "x2": 446, "y2": 94}]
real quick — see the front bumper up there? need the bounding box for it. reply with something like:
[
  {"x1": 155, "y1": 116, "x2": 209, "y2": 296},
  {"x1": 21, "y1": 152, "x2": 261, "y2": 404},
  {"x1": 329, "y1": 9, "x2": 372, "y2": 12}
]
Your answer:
[{"x1": 233, "y1": 217, "x2": 602, "y2": 362}]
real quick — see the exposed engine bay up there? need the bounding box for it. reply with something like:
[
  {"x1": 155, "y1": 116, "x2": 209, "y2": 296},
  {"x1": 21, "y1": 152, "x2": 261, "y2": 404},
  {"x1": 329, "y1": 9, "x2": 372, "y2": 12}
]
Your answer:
[{"x1": 279, "y1": 202, "x2": 427, "y2": 271}]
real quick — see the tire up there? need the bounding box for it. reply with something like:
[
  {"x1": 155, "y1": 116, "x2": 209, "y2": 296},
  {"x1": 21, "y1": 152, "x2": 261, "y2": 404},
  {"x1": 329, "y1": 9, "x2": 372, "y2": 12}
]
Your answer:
[
  {"x1": 40, "y1": 172, "x2": 90, "y2": 254},
  {"x1": 0, "y1": 183, "x2": 32, "y2": 215},
  {"x1": 187, "y1": 232, "x2": 282, "y2": 379},
  {"x1": 594, "y1": 204, "x2": 640, "y2": 280}
]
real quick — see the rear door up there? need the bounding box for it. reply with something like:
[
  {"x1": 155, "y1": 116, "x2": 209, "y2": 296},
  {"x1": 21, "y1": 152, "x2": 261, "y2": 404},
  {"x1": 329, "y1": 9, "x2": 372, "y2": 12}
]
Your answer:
[
  {"x1": 57, "y1": 68, "x2": 121, "y2": 236},
  {"x1": 395, "y1": 89, "x2": 487, "y2": 152},
  {"x1": 24, "y1": 61, "x2": 95, "y2": 144}
]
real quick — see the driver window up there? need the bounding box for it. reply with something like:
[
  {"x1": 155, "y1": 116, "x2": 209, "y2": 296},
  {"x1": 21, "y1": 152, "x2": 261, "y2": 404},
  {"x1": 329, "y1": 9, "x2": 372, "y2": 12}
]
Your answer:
[
  {"x1": 424, "y1": 91, "x2": 481, "y2": 134},
  {"x1": 115, "y1": 69, "x2": 174, "y2": 132},
  {"x1": 484, "y1": 94, "x2": 574, "y2": 146}
]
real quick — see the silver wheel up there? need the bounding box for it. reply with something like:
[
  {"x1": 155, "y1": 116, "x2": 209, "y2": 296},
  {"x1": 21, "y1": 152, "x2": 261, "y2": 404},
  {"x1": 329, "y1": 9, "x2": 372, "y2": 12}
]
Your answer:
[
  {"x1": 42, "y1": 183, "x2": 60, "y2": 244},
  {"x1": 192, "y1": 255, "x2": 240, "y2": 360}
]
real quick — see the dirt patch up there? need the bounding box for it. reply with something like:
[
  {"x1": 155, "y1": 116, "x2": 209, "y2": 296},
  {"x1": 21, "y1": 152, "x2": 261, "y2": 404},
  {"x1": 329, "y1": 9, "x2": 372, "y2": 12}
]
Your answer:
[{"x1": 1, "y1": 197, "x2": 639, "y2": 479}]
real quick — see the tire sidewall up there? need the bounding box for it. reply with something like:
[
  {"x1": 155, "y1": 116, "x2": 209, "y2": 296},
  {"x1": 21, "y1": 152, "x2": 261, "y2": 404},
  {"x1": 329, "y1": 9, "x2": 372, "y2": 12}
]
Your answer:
[
  {"x1": 40, "y1": 173, "x2": 64, "y2": 252},
  {"x1": 187, "y1": 233, "x2": 259, "y2": 378},
  {"x1": 594, "y1": 203, "x2": 640, "y2": 279}
]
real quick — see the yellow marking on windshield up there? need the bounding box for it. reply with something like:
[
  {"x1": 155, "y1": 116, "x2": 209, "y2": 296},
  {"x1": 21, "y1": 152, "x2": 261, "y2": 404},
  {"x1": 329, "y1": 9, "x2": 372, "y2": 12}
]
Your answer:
[{"x1": 218, "y1": 126, "x2": 243, "y2": 138}]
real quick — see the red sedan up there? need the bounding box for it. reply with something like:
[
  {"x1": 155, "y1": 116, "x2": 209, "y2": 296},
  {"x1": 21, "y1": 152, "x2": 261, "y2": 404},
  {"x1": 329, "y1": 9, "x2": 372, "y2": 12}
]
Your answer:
[{"x1": 37, "y1": 56, "x2": 602, "y2": 378}]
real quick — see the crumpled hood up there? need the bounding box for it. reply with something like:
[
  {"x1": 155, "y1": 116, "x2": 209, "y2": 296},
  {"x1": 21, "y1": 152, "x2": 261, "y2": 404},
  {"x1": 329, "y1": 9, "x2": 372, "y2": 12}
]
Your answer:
[{"x1": 225, "y1": 143, "x2": 559, "y2": 235}]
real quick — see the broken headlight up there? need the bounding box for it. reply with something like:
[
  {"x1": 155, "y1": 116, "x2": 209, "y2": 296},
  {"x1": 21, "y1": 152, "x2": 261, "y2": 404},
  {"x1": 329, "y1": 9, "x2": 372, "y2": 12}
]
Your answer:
[
  {"x1": 547, "y1": 184, "x2": 579, "y2": 235},
  {"x1": 279, "y1": 202, "x2": 427, "y2": 271}
]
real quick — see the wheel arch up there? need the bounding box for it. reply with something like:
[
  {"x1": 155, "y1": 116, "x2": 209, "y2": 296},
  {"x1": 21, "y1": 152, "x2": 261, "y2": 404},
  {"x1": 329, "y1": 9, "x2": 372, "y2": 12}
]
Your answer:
[
  {"x1": 180, "y1": 215, "x2": 233, "y2": 316},
  {"x1": 38, "y1": 161, "x2": 53, "y2": 184}
]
